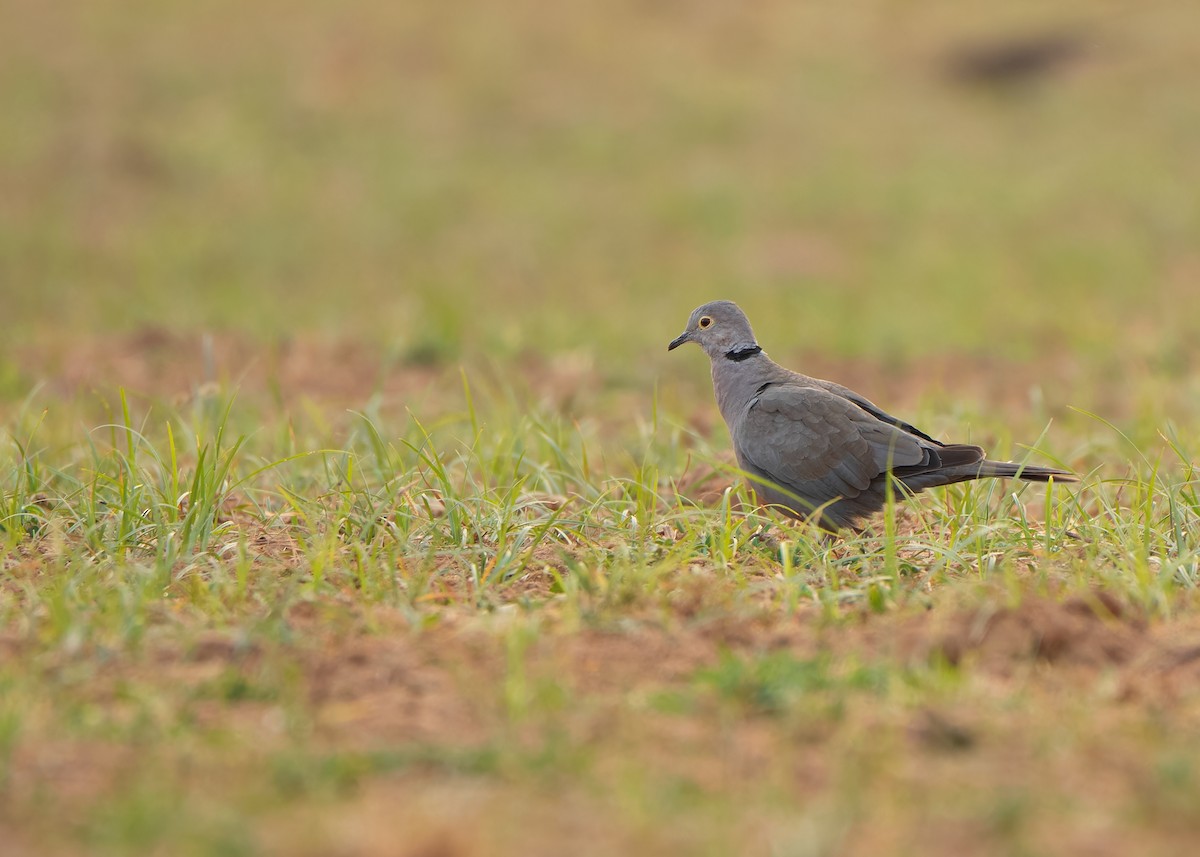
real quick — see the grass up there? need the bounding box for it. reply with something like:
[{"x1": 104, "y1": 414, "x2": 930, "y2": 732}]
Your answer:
[
  {"x1": 3, "y1": 0, "x2": 1200, "y2": 855},
  {"x1": 2, "y1": 370, "x2": 1197, "y2": 855}
]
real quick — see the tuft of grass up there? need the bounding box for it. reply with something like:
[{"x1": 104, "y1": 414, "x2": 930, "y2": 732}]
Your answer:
[{"x1": 694, "y1": 650, "x2": 890, "y2": 716}]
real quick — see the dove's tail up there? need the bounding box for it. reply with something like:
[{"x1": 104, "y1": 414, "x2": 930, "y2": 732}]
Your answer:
[
  {"x1": 901, "y1": 456, "x2": 1078, "y2": 492},
  {"x1": 973, "y1": 460, "x2": 1078, "y2": 483}
]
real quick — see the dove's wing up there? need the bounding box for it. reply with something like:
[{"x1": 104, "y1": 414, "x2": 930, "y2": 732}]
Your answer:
[
  {"x1": 813, "y1": 379, "x2": 943, "y2": 445},
  {"x1": 736, "y1": 383, "x2": 984, "y2": 504}
]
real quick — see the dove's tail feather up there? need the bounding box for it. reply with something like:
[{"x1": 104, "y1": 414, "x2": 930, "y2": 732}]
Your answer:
[
  {"x1": 973, "y1": 460, "x2": 1077, "y2": 482},
  {"x1": 901, "y1": 458, "x2": 1077, "y2": 492}
]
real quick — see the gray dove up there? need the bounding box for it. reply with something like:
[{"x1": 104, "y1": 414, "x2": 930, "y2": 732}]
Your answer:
[{"x1": 668, "y1": 300, "x2": 1076, "y2": 531}]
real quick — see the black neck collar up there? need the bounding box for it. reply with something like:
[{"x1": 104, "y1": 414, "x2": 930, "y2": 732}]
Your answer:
[{"x1": 725, "y1": 345, "x2": 762, "y2": 362}]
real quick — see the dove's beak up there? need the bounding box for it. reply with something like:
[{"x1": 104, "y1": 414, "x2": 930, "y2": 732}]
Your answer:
[{"x1": 667, "y1": 331, "x2": 691, "y2": 351}]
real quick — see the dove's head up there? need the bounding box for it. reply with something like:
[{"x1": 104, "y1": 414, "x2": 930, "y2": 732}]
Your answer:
[{"x1": 668, "y1": 300, "x2": 762, "y2": 360}]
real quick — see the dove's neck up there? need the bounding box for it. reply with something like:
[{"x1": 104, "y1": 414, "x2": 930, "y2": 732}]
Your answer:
[
  {"x1": 711, "y1": 349, "x2": 776, "y2": 425},
  {"x1": 724, "y1": 345, "x2": 762, "y2": 362}
]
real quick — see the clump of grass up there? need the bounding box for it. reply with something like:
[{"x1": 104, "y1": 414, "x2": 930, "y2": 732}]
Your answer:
[{"x1": 694, "y1": 650, "x2": 889, "y2": 716}]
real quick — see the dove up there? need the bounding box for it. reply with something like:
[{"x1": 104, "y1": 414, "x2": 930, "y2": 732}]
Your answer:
[{"x1": 668, "y1": 300, "x2": 1076, "y2": 531}]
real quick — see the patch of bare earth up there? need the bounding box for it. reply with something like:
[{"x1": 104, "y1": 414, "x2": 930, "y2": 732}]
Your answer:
[
  {"x1": 8, "y1": 329, "x2": 610, "y2": 420},
  {"x1": 7, "y1": 327, "x2": 1151, "y2": 424},
  {"x1": 5, "y1": 584, "x2": 1200, "y2": 855},
  {"x1": 245, "y1": 590, "x2": 1200, "y2": 856}
]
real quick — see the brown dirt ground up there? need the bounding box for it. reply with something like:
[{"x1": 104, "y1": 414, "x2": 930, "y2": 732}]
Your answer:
[
  {"x1": 5, "y1": 586, "x2": 1200, "y2": 856},
  {"x1": 6, "y1": 326, "x2": 1135, "y2": 421},
  {"x1": 274, "y1": 594, "x2": 1200, "y2": 856}
]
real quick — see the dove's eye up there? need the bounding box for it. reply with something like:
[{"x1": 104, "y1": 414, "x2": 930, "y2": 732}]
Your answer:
[{"x1": 698, "y1": 316, "x2": 713, "y2": 329}]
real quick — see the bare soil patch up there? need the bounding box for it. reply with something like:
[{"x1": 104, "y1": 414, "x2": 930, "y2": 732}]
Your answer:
[
  {"x1": 916, "y1": 591, "x2": 1147, "y2": 670},
  {"x1": 6, "y1": 583, "x2": 1200, "y2": 857},
  {"x1": 9, "y1": 328, "x2": 1114, "y2": 421}
]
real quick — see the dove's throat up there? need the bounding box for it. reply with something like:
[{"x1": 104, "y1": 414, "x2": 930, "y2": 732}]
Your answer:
[{"x1": 711, "y1": 351, "x2": 772, "y2": 430}]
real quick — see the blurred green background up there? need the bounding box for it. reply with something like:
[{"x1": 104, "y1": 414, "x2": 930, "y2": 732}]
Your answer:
[{"x1": 2, "y1": 0, "x2": 1197, "y2": 372}]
